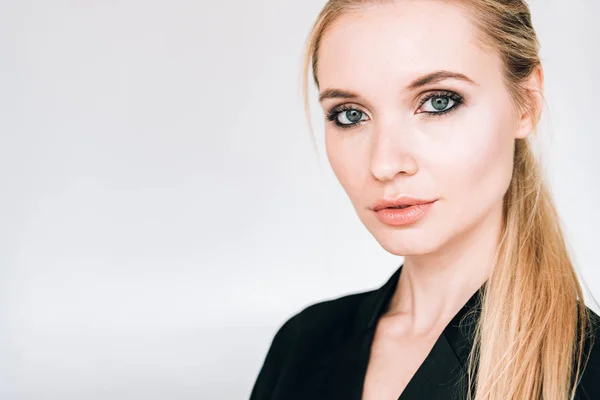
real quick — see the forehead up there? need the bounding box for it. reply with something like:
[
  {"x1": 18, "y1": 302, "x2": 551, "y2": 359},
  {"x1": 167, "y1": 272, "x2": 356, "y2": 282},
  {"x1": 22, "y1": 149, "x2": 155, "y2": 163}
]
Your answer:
[{"x1": 317, "y1": 1, "x2": 502, "y2": 93}]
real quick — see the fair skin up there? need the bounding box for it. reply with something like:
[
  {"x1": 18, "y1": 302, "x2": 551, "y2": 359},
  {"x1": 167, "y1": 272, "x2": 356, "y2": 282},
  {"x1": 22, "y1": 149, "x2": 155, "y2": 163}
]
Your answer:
[{"x1": 316, "y1": 1, "x2": 543, "y2": 398}]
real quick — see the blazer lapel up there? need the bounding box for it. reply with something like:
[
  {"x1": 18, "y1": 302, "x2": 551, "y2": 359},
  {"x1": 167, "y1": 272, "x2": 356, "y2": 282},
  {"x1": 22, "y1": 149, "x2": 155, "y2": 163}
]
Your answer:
[
  {"x1": 398, "y1": 331, "x2": 467, "y2": 399},
  {"x1": 323, "y1": 266, "x2": 405, "y2": 399},
  {"x1": 399, "y1": 282, "x2": 484, "y2": 399}
]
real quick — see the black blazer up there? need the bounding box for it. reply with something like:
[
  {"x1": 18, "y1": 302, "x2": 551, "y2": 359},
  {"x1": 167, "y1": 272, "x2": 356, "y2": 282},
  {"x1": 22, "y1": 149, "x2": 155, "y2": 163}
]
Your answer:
[{"x1": 250, "y1": 264, "x2": 600, "y2": 400}]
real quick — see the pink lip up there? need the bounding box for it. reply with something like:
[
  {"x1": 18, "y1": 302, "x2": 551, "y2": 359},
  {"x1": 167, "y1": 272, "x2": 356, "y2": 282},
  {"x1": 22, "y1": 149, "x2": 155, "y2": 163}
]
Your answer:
[
  {"x1": 371, "y1": 196, "x2": 437, "y2": 212},
  {"x1": 372, "y1": 200, "x2": 436, "y2": 226}
]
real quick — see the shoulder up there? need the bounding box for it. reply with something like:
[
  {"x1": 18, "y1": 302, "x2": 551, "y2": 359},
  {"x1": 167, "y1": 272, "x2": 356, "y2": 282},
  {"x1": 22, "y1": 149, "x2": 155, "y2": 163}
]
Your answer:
[
  {"x1": 576, "y1": 306, "x2": 600, "y2": 399},
  {"x1": 249, "y1": 289, "x2": 374, "y2": 399},
  {"x1": 292, "y1": 289, "x2": 373, "y2": 332},
  {"x1": 265, "y1": 288, "x2": 373, "y2": 354}
]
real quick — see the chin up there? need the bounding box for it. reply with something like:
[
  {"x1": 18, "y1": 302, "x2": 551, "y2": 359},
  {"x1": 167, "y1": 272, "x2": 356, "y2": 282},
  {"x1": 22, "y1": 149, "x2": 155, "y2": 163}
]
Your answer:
[
  {"x1": 356, "y1": 206, "x2": 450, "y2": 256},
  {"x1": 370, "y1": 226, "x2": 444, "y2": 256}
]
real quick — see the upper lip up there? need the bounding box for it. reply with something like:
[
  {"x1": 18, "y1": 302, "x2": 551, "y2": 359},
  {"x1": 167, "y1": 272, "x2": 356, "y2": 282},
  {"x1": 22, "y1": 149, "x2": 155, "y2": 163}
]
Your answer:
[{"x1": 370, "y1": 196, "x2": 437, "y2": 211}]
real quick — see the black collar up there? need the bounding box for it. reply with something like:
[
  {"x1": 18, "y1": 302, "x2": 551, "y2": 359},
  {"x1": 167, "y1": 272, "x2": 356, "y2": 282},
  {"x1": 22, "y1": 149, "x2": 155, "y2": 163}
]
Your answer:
[
  {"x1": 354, "y1": 263, "x2": 485, "y2": 369},
  {"x1": 308, "y1": 263, "x2": 488, "y2": 399}
]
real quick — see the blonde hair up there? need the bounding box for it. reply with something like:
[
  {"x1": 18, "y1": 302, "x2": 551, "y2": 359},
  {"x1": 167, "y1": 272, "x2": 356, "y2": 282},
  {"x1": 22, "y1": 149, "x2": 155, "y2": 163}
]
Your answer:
[{"x1": 300, "y1": 1, "x2": 596, "y2": 399}]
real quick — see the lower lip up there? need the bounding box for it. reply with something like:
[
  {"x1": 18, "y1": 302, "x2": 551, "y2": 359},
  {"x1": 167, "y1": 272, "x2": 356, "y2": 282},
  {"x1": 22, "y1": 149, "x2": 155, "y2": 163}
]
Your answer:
[{"x1": 373, "y1": 201, "x2": 436, "y2": 226}]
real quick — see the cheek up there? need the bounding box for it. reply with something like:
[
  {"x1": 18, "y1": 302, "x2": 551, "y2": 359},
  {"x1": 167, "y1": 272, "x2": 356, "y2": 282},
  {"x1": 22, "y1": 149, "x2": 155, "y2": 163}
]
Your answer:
[
  {"x1": 325, "y1": 129, "x2": 370, "y2": 196},
  {"x1": 435, "y1": 108, "x2": 516, "y2": 213}
]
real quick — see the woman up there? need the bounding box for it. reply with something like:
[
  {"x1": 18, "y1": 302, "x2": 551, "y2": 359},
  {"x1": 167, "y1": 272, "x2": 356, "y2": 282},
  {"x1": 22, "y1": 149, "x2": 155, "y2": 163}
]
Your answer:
[{"x1": 250, "y1": 0, "x2": 600, "y2": 399}]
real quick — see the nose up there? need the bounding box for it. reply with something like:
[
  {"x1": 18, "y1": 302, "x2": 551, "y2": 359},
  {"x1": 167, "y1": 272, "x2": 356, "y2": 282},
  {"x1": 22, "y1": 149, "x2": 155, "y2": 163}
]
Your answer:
[{"x1": 369, "y1": 119, "x2": 419, "y2": 182}]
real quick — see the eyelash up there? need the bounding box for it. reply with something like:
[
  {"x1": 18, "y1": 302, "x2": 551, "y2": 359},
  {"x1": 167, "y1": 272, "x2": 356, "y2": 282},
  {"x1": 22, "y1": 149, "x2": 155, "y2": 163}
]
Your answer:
[{"x1": 325, "y1": 90, "x2": 465, "y2": 129}]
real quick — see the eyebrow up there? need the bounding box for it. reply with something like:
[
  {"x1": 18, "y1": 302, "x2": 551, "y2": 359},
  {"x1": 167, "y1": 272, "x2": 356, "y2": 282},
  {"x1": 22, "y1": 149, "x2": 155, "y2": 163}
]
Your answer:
[{"x1": 318, "y1": 70, "x2": 477, "y2": 103}]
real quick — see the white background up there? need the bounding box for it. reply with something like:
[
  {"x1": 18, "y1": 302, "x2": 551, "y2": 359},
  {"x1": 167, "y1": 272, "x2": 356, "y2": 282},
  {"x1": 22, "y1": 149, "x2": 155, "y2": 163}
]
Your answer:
[{"x1": 1, "y1": 1, "x2": 599, "y2": 399}]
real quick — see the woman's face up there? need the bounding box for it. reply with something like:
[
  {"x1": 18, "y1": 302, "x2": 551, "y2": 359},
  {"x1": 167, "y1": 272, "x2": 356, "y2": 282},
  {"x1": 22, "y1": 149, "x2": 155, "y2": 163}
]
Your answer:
[{"x1": 317, "y1": 1, "x2": 534, "y2": 256}]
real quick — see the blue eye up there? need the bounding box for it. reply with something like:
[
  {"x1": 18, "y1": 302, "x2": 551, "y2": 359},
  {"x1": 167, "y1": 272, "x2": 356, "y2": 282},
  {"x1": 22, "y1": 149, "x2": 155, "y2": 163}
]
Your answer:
[
  {"x1": 418, "y1": 91, "x2": 464, "y2": 116},
  {"x1": 326, "y1": 105, "x2": 369, "y2": 129}
]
